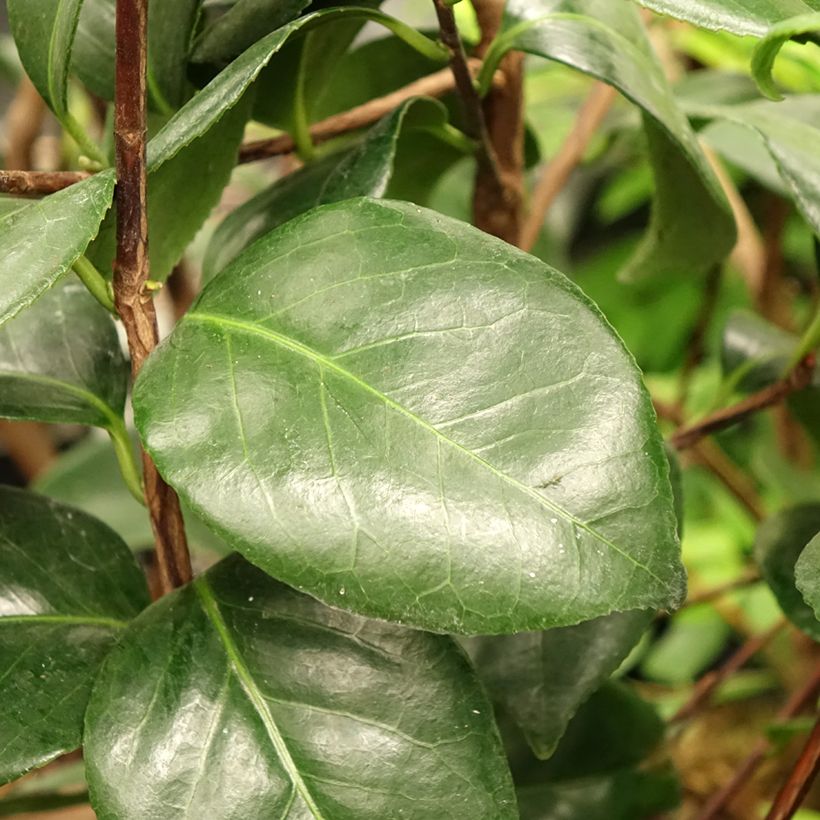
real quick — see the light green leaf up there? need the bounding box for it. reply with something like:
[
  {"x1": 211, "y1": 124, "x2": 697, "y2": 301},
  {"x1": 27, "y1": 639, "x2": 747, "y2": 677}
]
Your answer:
[
  {"x1": 755, "y1": 504, "x2": 820, "y2": 640},
  {"x1": 203, "y1": 97, "x2": 457, "y2": 280},
  {"x1": 464, "y1": 611, "x2": 652, "y2": 758},
  {"x1": 0, "y1": 170, "x2": 115, "y2": 327},
  {"x1": 796, "y1": 532, "x2": 820, "y2": 619},
  {"x1": 7, "y1": 0, "x2": 104, "y2": 160},
  {"x1": 631, "y1": 0, "x2": 820, "y2": 38},
  {"x1": 134, "y1": 198, "x2": 685, "y2": 635},
  {"x1": 0, "y1": 278, "x2": 127, "y2": 429},
  {"x1": 481, "y1": 0, "x2": 735, "y2": 281},
  {"x1": 0, "y1": 487, "x2": 149, "y2": 785},
  {"x1": 752, "y1": 13, "x2": 820, "y2": 99},
  {"x1": 149, "y1": 7, "x2": 445, "y2": 171},
  {"x1": 84, "y1": 554, "x2": 517, "y2": 819}
]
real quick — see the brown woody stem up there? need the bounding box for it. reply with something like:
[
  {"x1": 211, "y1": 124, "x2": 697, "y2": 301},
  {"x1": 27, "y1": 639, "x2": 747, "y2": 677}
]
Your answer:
[
  {"x1": 765, "y1": 716, "x2": 820, "y2": 820},
  {"x1": 115, "y1": 0, "x2": 191, "y2": 595},
  {"x1": 0, "y1": 170, "x2": 91, "y2": 196},
  {"x1": 670, "y1": 356, "x2": 816, "y2": 451}
]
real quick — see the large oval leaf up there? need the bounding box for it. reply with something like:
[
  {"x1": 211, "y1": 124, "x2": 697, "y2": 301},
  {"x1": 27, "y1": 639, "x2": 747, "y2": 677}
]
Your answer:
[
  {"x1": 464, "y1": 611, "x2": 652, "y2": 758},
  {"x1": 482, "y1": 0, "x2": 735, "y2": 281},
  {"x1": 796, "y1": 532, "x2": 820, "y2": 619},
  {"x1": 0, "y1": 278, "x2": 127, "y2": 429},
  {"x1": 84, "y1": 554, "x2": 516, "y2": 819},
  {"x1": 0, "y1": 170, "x2": 115, "y2": 327},
  {"x1": 0, "y1": 487, "x2": 149, "y2": 785},
  {"x1": 134, "y1": 198, "x2": 684, "y2": 634},
  {"x1": 755, "y1": 504, "x2": 820, "y2": 640}
]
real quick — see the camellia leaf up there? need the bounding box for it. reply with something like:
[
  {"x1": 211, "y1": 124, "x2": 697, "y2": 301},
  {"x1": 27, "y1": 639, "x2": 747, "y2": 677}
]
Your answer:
[
  {"x1": 755, "y1": 504, "x2": 820, "y2": 640},
  {"x1": 84, "y1": 554, "x2": 517, "y2": 819},
  {"x1": 0, "y1": 487, "x2": 149, "y2": 785},
  {"x1": 0, "y1": 278, "x2": 127, "y2": 430},
  {"x1": 631, "y1": 0, "x2": 820, "y2": 37},
  {"x1": 7, "y1": 0, "x2": 104, "y2": 160},
  {"x1": 751, "y1": 13, "x2": 820, "y2": 100},
  {"x1": 464, "y1": 611, "x2": 652, "y2": 758},
  {"x1": 0, "y1": 170, "x2": 115, "y2": 327},
  {"x1": 203, "y1": 97, "x2": 457, "y2": 280},
  {"x1": 796, "y1": 532, "x2": 820, "y2": 619},
  {"x1": 135, "y1": 198, "x2": 684, "y2": 635},
  {"x1": 479, "y1": 0, "x2": 735, "y2": 281}
]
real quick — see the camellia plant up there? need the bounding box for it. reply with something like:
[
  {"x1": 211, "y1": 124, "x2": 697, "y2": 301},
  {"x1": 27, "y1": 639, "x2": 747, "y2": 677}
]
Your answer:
[{"x1": 0, "y1": 0, "x2": 819, "y2": 817}]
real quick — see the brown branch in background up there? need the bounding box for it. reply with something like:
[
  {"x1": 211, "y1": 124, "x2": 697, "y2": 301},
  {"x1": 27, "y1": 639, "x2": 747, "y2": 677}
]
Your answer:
[
  {"x1": 655, "y1": 399, "x2": 766, "y2": 521},
  {"x1": 114, "y1": 0, "x2": 191, "y2": 595},
  {"x1": 0, "y1": 421, "x2": 56, "y2": 480},
  {"x1": 696, "y1": 661, "x2": 820, "y2": 820},
  {"x1": 0, "y1": 170, "x2": 91, "y2": 196},
  {"x1": 766, "y1": 716, "x2": 820, "y2": 820},
  {"x1": 520, "y1": 82, "x2": 617, "y2": 253},
  {"x1": 670, "y1": 355, "x2": 816, "y2": 451},
  {"x1": 3, "y1": 76, "x2": 47, "y2": 171},
  {"x1": 471, "y1": 0, "x2": 525, "y2": 245},
  {"x1": 239, "y1": 62, "x2": 495, "y2": 163},
  {"x1": 685, "y1": 567, "x2": 762, "y2": 608},
  {"x1": 670, "y1": 620, "x2": 785, "y2": 725}
]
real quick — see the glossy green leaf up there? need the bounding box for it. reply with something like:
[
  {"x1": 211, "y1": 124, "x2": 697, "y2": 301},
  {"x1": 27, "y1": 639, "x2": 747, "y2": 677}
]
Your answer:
[
  {"x1": 755, "y1": 504, "x2": 820, "y2": 639},
  {"x1": 631, "y1": 0, "x2": 820, "y2": 37},
  {"x1": 89, "y1": 97, "x2": 250, "y2": 283},
  {"x1": 135, "y1": 198, "x2": 685, "y2": 635},
  {"x1": 203, "y1": 97, "x2": 455, "y2": 280},
  {"x1": 35, "y1": 434, "x2": 229, "y2": 557},
  {"x1": 0, "y1": 487, "x2": 149, "y2": 785},
  {"x1": 7, "y1": 0, "x2": 103, "y2": 160},
  {"x1": 0, "y1": 171, "x2": 115, "y2": 327},
  {"x1": 482, "y1": 0, "x2": 735, "y2": 281},
  {"x1": 464, "y1": 611, "x2": 652, "y2": 758},
  {"x1": 84, "y1": 554, "x2": 517, "y2": 819},
  {"x1": 194, "y1": 0, "x2": 310, "y2": 63},
  {"x1": 796, "y1": 532, "x2": 820, "y2": 619},
  {"x1": 722, "y1": 309, "x2": 799, "y2": 389},
  {"x1": 686, "y1": 97, "x2": 820, "y2": 238},
  {"x1": 73, "y1": 0, "x2": 204, "y2": 110},
  {"x1": 751, "y1": 13, "x2": 820, "y2": 99},
  {"x1": 0, "y1": 276, "x2": 127, "y2": 427},
  {"x1": 150, "y1": 7, "x2": 445, "y2": 171}
]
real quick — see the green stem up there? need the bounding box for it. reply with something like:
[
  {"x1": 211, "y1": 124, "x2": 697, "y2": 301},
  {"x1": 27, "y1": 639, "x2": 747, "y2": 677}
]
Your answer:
[
  {"x1": 786, "y1": 305, "x2": 820, "y2": 373},
  {"x1": 63, "y1": 112, "x2": 108, "y2": 167},
  {"x1": 108, "y1": 418, "x2": 145, "y2": 505},
  {"x1": 291, "y1": 41, "x2": 316, "y2": 161},
  {"x1": 73, "y1": 255, "x2": 116, "y2": 314}
]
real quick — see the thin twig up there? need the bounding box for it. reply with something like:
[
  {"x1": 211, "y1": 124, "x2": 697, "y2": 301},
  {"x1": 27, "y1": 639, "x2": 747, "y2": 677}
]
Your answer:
[
  {"x1": 766, "y1": 716, "x2": 820, "y2": 820},
  {"x1": 0, "y1": 170, "x2": 91, "y2": 196},
  {"x1": 670, "y1": 620, "x2": 785, "y2": 724},
  {"x1": 670, "y1": 356, "x2": 816, "y2": 451},
  {"x1": 114, "y1": 0, "x2": 191, "y2": 595},
  {"x1": 696, "y1": 662, "x2": 820, "y2": 820},
  {"x1": 686, "y1": 568, "x2": 763, "y2": 608},
  {"x1": 520, "y1": 82, "x2": 618, "y2": 252}
]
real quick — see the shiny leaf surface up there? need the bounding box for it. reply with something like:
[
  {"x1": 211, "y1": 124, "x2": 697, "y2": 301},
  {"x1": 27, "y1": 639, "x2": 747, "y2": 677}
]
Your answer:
[
  {"x1": 203, "y1": 97, "x2": 452, "y2": 280},
  {"x1": 464, "y1": 611, "x2": 652, "y2": 758},
  {"x1": 0, "y1": 488, "x2": 149, "y2": 785},
  {"x1": 488, "y1": 0, "x2": 735, "y2": 281},
  {"x1": 0, "y1": 279, "x2": 127, "y2": 429},
  {"x1": 135, "y1": 198, "x2": 684, "y2": 634},
  {"x1": 631, "y1": 0, "x2": 820, "y2": 37},
  {"x1": 796, "y1": 532, "x2": 820, "y2": 619},
  {"x1": 0, "y1": 171, "x2": 115, "y2": 327},
  {"x1": 84, "y1": 554, "x2": 517, "y2": 819},
  {"x1": 755, "y1": 504, "x2": 820, "y2": 639}
]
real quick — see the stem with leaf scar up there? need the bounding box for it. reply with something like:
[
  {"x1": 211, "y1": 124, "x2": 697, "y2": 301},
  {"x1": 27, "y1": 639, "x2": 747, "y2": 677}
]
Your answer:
[{"x1": 114, "y1": 0, "x2": 192, "y2": 595}]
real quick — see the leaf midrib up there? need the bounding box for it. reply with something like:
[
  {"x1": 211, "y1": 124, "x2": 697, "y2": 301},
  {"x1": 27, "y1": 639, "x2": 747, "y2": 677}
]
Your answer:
[
  {"x1": 194, "y1": 576, "x2": 328, "y2": 819},
  {"x1": 0, "y1": 614, "x2": 126, "y2": 629},
  {"x1": 186, "y1": 311, "x2": 665, "y2": 586}
]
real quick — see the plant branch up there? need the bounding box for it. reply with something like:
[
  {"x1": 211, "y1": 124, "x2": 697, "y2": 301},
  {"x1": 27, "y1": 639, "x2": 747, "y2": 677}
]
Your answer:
[
  {"x1": 0, "y1": 170, "x2": 91, "y2": 195},
  {"x1": 696, "y1": 661, "x2": 820, "y2": 820},
  {"x1": 114, "y1": 0, "x2": 191, "y2": 595},
  {"x1": 765, "y1": 715, "x2": 820, "y2": 820},
  {"x1": 685, "y1": 567, "x2": 762, "y2": 608},
  {"x1": 520, "y1": 82, "x2": 617, "y2": 253},
  {"x1": 669, "y1": 620, "x2": 785, "y2": 724},
  {"x1": 670, "y1": 356, "x2": 816, "y2": 451}
]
